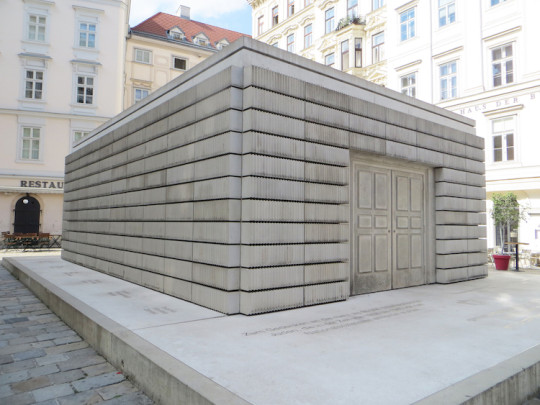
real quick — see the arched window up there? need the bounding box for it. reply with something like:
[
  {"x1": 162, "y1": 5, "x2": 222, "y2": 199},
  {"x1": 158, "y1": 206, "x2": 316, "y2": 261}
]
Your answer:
[{"x1": 14, "y1": 196, "x2": 40, "y2": 234}]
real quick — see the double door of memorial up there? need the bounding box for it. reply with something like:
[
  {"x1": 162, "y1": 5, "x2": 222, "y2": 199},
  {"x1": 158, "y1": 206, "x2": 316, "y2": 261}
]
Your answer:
[{"x1": 352, "y1": 162, "x2": 428, "y2": 295}]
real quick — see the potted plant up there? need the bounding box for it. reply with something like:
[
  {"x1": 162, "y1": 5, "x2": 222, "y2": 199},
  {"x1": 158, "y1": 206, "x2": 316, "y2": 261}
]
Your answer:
[{"x1": 490, "y1": 192, "x2": 526, "y2": 270}]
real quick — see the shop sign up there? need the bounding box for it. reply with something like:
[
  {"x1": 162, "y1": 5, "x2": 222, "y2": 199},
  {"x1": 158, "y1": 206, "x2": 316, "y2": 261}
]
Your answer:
[{"x1": 20, "y1": 180, "x2": 64, "y2": 189}]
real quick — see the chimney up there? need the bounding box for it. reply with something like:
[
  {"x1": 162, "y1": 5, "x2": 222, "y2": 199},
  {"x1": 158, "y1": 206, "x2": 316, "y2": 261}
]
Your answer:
[{"x1": 176, "y1": 5, "x2": 190, "y2": 20}]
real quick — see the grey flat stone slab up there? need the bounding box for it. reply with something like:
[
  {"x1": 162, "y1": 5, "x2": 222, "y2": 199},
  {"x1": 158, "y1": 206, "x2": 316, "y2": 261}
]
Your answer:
[{"x1": 5, "y1": 256, "x2": 540, "y2": 404}]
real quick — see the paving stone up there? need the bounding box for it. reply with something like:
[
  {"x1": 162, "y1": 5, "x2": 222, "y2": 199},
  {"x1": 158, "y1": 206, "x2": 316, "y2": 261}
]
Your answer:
[
  {"x1": 11, "y1": 375, "x2": 52, "y2": 393},
  {"x1": 12, "y1": 348, "x2": 46, "y2": 361},
  {"x1": 32, "y1": 383, "x2": 74, "y2": 402},
  {"x1": 37, "y1": 331, "x2": 76, "y2": 342},
  {"x1": 36, "y1": 353, "x2": 70, "y2": 366},
  {"x1": 58, "y1": 355, "x2": 106, "y2": 372},
  {"x1": 0, "y1": 369, "x2": 29, "y2": 385},
  {"x1": 71, "y1": 372, "x2": 125, "y2": 392},
  {"x1": 102, "y1": 391, "x2": 153, "y2": 404},
  {"x1": 32, "y1": 340, "x2": 55, "y2": 349},
  {"x1": 54, "y1": 336, "x2": 82, "y2": 345},
  {"x1": 0, "y1": 358, "x2": 35, "y2": 373},
  {"x1": 5, "y1": 317, "x2": 29, "y2": 324},
  {"x1": 9, "y1": 336, "x2": 37, "y2": 345},
  {"x1": 97, "y1": 380, "x2": 139, "y2": 400},
  {"x1": 28, "y1": 364, "x2": 60, "y2": 378},
  {"x1": 3, "y1": 392, "x2": 35, "y2": 405},
  {"x1": 48, "y1": 369, "x2": 85, "y2": 385},
  {"x1": 45, "y1": 341, "x2": 89, "y2": 355},
  {"x1": 82, "y1": 362, "x2": 116, "y2": 377},
  {"x1": 0, "y1": 354, "x2": 14, "y2": 364},
  {"x1": 57, "y1": 390, "x2": 103, "y2": 405}
]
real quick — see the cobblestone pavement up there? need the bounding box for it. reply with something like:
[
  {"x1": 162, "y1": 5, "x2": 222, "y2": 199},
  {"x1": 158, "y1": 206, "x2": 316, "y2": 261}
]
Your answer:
[{"x1": 0, "y1": 262, "x2": 153, "y2": 404}]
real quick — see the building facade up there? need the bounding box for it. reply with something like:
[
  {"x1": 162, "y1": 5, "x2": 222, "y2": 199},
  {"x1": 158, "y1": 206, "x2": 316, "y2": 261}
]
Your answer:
[
  {"x1": 0, "y1": 0, "x2": 130, "y2": 236},
  {"x1": 250, "y1": 0, "x2": 540, "y2": 251},
  {"x1": 125, "y1": 8, "x2": 249, "y2": 109}
]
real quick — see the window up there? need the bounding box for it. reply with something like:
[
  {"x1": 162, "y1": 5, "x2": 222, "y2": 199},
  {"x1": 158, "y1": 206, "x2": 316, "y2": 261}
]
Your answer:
[
  {"x1": 21, "y1": 127, "x2": 41, "y2": 160},
  {"x1": 272, "y1": 6, "x2": 279, "y2": 26},
  {"x1": 287, "y1": 34, "x2": 295, "y2": 52},
  {"x1": 401, "y1": 73, "x2": 416, "y2": 97},
  {"x1": 173, "y1": 57, "x2": 187, "y2": 70},
  {"x1": 492, "y1": 117, "x2": 515, "y2": 162},
  {"x1": 373, "y1": 0, "x2": 385, "y2": 11},
  {"x1": 372, "y1": 32, "x2": 384, "y2": 63},
  {"x1": 305, "y1": 0, "x2": 312, "y2": 6},
  {"x1": 440, "y1": 61, "x2": 457, "y2": 100},
  {"x1": 491, "y1": 0, "x2": 507, "y2": 6},
  {"x1": 73, "y1": 130, "x2": 89, "y2": 145},
  {"x1": 195, "y1": 36, "x2": 209, "y2": 46},
  {"x1": 134, "y1": 88, "x2": 149, "y2": 103},
  {"x1": 78, "y1": 22, "x2": 96, "y2": 48},
  {"x1": 355, "y1": 38, "x2": 362, "y2": 67},
  {"x1": 400, "y1": 8, "x2": 415, "y2": 41},
  {"x1": 341, "y1": 40, "x2": 350, "y2": 70},
  {"x1": 24, "y1": 70, "x2": 44, "y2": 100},
  {"x1": 492, "y1": 44, "x2": 513, "y2": 87},
  {"x1": 76, "y1": 75, "x2": 94, "y2": 104},
  {"x1": 258, "y1": 16, "x2": 264, "y2": 35},
  {"x1": 348, "y1": 0, "x2": 358, "y2": 18},
  {"x1": 304, "y1": 24, "x2": 312, "y2": 48},
  {"x1": 325, "y1": 8, "x2": 335, "y2": 34},
  {"x1": 134, "y1": 48, "x2": 152, "y2": 64},
  {"x1": 438, "y1": 0, "x2": 455, "y2": 27},
  {"x1": 27, "y1": 14, "x2": 46, "y2": 42},
  {"x1": 170, "y1": 31, "x2": 183, "y2": 40},
  {"x1": 325, "y1": 53, "x2": 335, "y2": 68},
  {"x1": 288, "y1": 0, "x2": 295, "y2": 17}
]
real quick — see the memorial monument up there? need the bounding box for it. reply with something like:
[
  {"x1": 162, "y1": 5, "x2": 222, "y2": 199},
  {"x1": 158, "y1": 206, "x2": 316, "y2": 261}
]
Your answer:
[{"x1": 62, "y1": 38, "x2": 486, "y2": 315}]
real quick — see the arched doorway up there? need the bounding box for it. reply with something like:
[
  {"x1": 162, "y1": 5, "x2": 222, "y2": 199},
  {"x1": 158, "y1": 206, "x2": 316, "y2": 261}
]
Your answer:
[{"x1": 14, "y1": 196, "x2": 40, "y2": 234}]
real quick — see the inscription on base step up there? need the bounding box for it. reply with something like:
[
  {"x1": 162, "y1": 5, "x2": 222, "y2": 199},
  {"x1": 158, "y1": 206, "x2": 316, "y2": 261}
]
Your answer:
[{"x1": 244, "y1": 301, "x2": 423, "y2": 336}]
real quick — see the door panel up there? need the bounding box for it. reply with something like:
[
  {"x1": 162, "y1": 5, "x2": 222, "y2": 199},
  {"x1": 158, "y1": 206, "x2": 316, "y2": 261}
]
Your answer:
[
  {"x1": 352, "y1": 163, "x2": 426, "y2": 295},
  {"x1": 352, "y1": 164, "x2": 392, "y2": 295}
]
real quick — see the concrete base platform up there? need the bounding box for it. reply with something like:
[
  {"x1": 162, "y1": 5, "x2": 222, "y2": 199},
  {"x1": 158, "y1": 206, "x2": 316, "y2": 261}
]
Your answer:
[{"x1": 3, "y1": 255, "x2": 540, "y2": 405}]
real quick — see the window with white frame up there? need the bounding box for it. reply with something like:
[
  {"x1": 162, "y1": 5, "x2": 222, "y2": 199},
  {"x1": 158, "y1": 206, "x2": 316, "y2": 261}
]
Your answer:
[
  {"x1": 168, "y1": 27, "x2": 184, "y2": 40},
  {"x1": 355, "y1": 38, "x2": 362, "y2": 67},
  {"x1": 288, "y1": 0, "x2": 295, "y2": 17},
  {"x1": 400, "y1": 8, "x2": 415, "y2": 41},
  {"x1": 341, "y1": 40, "x2": 349, "y2": 71},
  {"x1": 272, "y1": 6, "x2": 279, "y2": 26},
  {"x1": 492, "y1": 43, "x2": 513, "y2": 87},
  {"x1": 287, "y1": 34, "x2": 295, "y2": 52},
  {"x1": 72, "y1": 130, "x2": 89, "y2": 146},
  {"x1": 348, "y1": 0, "x2": 358, "y2": 19},
  {"x1": 24, "y1": 70, "x2": 44, "y2": 100},
  {"x1": 491, "y1": 0, "x2": 507, "y2": 6},
  {"x1": 401, "y1": 72, "x2": 416, "y2": 97},
  {"x1": 78, "y1": 22, "x2": 96, "y2": 48},
  {"x1": 134, "y1": 48, "x2": 152, "y2": 64},
  {"x1": 20, "y1": 127, "x2": 41, "y2": 160},
  {"x1": 27, "y1": 14, "x2": 46, "y2": 42},
  {"x1": 440, "y1": 61, "x2": 457, "y2": 100},
  {"x1": 372, "y1": 32, "x2": 384, "y2": 63},
  {"x1": 325, "y1": 8, "x2": 335, "y2": 34},
  {"x1": 373, "y1": 0, "x2": 385, "y2": 11},
  {"x1": 134, "y1": 88, "x2": 149, "y2": 103},
  {"x1": 492, "y1": 116, "x2": 515, "y2": 162},
  {"x1": 194, "y1": 35, "x2": 209, "y2": 47},
  {"x1": 438, "y1": 0, "x2": 455, "y2": 27},
  {"x1": 304, "y1": 24, "x2": 312, "y2": 48},
  {"x1": 173, "y1": 56, "x2": 187, "y2": 70},
  {"x1": 325, "y1": 53, "x2": 335, "y2": 67},
  {"x1": 258, "y1": 15, "x2": 264, "y2": 35},
  {"x1": 76, "y1": 75, "x2": 94, "y2": 104}
]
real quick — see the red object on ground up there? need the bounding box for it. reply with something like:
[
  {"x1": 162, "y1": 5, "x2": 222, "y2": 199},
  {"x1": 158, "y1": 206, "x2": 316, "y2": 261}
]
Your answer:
[{"x1": 493, "y1": 254, "x2": 511, "y2": 271}]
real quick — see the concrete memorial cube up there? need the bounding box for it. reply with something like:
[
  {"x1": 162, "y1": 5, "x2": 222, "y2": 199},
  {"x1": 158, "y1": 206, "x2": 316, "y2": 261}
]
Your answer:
[{"x1": 62, "y1": 38, "x2": 486, "y2": 315}]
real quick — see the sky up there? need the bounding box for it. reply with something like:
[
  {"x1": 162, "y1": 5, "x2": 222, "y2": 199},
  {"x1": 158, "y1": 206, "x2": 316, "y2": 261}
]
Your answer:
[{"x1": 129, "y1": 0, "x2": 253, "y2": 35}]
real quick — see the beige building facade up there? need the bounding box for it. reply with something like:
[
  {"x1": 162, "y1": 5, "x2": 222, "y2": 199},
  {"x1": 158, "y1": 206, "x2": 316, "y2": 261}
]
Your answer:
[
  {"x1": 251, "y1": 0, "x2": 540, "y2": 252},
  {"x1": 0, "y1": 0, "x2": 130, "y2": 236},
  {"x1": 125, "y1": 9, "x2": 249, "y2": 109}
]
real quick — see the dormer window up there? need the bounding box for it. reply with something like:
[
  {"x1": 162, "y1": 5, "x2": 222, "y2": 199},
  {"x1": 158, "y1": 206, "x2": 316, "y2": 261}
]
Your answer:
[
  {"x1": 216, "y1": 39, "x2": 230, "y2": 50},
  {"x1": 168, "y1": 27, "x2": 185, "y2": 41},
  {"x1": 194, "y1": 34, "x2": 210, "y2": 47}
]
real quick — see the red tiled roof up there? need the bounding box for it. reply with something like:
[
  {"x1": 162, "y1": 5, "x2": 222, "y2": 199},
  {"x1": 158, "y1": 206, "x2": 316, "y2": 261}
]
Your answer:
[{"x1": 131, "y1": 12, "x2": 250, "y2": 49}]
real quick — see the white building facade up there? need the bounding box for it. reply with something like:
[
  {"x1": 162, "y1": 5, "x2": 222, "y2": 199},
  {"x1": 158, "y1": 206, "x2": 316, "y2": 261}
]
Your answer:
[
  {"x1": 250, "y1": 0, "x2": 540, "y2": 251},
  {"x1": 0, "y1": 0, "x2": 130, "y2": 236}
]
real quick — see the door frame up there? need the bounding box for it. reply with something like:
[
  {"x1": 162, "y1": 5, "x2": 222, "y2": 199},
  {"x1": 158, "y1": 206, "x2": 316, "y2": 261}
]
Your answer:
[{"x1": 349, "y1": 152, "x2": 436, "y2": 294}]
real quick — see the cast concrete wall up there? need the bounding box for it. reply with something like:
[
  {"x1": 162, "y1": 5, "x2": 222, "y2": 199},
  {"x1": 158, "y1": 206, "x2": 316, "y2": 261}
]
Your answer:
[{"x1": 62, "y1": 38, "x2": 486, "y2": 315}]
